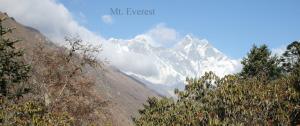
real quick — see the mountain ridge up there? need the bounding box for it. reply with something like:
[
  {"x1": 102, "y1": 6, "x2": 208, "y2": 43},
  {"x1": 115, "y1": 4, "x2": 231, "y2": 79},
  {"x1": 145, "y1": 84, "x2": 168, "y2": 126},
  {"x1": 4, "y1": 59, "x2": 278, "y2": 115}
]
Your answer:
[
  {"x1": 0, "y1": 11, "x2": 159, "y2": 126},
  {"x1": 102, "y1": 34, "x2": 241, "y2": 96}
]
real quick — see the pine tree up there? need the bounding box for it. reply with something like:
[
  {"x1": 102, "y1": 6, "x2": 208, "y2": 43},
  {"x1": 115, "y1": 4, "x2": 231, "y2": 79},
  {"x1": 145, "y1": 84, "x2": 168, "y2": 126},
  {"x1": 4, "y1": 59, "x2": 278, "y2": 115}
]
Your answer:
[
  {"x1": 240, "y1": 44, "x2": 280, "y2": 80},
  {"x1": 282, "y1": 41, "x2": 300, "y2": 93},
  {"x1": 281, "y1": 41, "x2": 300, "y2": 73},
  {"x1": 0, "y1": 16, "x2": 30, "y2": 97}
]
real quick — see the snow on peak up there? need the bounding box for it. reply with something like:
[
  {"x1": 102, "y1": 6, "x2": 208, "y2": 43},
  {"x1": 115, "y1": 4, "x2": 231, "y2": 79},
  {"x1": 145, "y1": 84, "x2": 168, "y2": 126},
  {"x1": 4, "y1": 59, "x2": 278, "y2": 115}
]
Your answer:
[
  {"x1": 175, "y1": 35, "x2": 208, "y2": 50},
  {"x1": 102, "y1": 35, "x2": 241, "y2": 96}
]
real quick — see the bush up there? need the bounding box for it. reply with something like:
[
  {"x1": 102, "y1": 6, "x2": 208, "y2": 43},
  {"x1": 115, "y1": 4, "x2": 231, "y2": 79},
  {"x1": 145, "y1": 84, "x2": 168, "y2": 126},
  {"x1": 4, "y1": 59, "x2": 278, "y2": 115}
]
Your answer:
[
  {"x1": 135, "y1": 42, "x2": 300, "y2": 125},
  {"x1": 0, "y1": 98, "x2": 74, "y2": 125},
  {"x1": 135, "y1": 72, "x2": 300, "y2": 125}
]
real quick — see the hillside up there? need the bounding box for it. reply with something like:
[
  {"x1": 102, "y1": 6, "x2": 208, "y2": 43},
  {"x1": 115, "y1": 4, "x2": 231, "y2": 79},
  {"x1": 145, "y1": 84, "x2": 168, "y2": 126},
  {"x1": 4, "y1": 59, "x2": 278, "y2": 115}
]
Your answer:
[{"x1": 0, "y1": 12, "x2": 158, "y2": 126}]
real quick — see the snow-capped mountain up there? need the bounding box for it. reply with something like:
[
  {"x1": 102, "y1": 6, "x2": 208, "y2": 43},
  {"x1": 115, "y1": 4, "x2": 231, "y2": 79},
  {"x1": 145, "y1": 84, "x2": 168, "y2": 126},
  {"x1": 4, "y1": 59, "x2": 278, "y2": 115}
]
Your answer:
[{"x1": 101, "y1": 34, "x2": 241, "y2": 96}]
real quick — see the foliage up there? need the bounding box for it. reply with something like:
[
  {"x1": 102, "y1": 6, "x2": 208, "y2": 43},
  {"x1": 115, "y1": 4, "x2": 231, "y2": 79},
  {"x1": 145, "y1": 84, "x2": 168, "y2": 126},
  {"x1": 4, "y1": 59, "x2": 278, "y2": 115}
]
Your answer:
[
  {"x1": 281, "y1": 41, "x2": 300, "y2": 92},
  {"x1": 240, "y1": 44, "x2": 280, "y2": 80},
  {"x1": 0, "y1": 15, "x2": 75, "y2": 126},
  {"x1": 30, "y1": 35, "x2": 109, "y2": 125},
  {"x1": 135, "y1": 42, "x2": 300, "y2": 125},
  {"x1": 0, "y1": 98, "x2": 74, "y2": 126},
  {"x1": 281, "y1": 41, "x2": 300, "y2": 73},
  {"x1": 135, "y1": 72, "x2": 300, "y2": 125},
  {"x1": 0, "y1": 16, "x2": 30, "y2": 97}
]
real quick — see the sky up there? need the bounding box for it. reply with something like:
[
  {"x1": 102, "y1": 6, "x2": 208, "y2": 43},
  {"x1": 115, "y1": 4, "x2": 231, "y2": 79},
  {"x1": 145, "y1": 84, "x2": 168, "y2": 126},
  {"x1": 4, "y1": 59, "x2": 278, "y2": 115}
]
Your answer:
[
  {"x1": 0, "y1": 0, "x2": 299, "y2": 59},
  {"x1": 0, "y1": 0, "x2": 299, "y2": 86},
  {"x1": 58, "y1": 0, "x2": 300, "y2": 58}
]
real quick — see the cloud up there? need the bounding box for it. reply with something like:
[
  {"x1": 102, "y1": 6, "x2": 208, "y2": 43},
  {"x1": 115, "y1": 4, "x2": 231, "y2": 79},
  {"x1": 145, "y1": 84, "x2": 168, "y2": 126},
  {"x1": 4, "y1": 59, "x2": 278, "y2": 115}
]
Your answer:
[
  {"x1": 0, "y1": 0, "x2": 159, "y2": 82},
  {"x1": 0, "y1": 0, "x2": 171, "y2": 84},
  {"x1": 101, "y1": 15, "x2": 113, "y2": 24},
  {"x1": 102, "y1": 42, "x2": 158, "y2": 77},
  {"x1": 272, "y1": 46, "x2": 286, "y2": 56},
  {"x1": 0, "y1": 0, "x2": 242, "y2": 92},
  {"x1": 144, "y1": 23, "x2": 179, "y2": 47},
  {"x1": 0, "y1": 0, "x2": 104, "y2": 45}
]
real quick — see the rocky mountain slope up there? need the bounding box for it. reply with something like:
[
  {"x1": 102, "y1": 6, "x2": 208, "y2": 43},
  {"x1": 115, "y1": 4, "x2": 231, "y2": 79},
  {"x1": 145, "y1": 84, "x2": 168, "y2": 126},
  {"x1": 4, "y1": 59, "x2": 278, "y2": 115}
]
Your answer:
[{"x1": 0, "y1": 12, "x2": 158, "y2": 126}]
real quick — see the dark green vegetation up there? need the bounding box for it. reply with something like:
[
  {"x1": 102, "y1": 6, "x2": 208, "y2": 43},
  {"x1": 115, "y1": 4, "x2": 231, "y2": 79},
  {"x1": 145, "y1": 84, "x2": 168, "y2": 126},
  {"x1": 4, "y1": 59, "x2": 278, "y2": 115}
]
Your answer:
[
  {"x1": 134, "y1": 42, "x2": 300, "y2": 125},
  {"x1": 0, "y1": 16, "x2": 73, "y2": 125},
  {"x1": 0, "y1": 16, "x2": 30, "y2": 98}
]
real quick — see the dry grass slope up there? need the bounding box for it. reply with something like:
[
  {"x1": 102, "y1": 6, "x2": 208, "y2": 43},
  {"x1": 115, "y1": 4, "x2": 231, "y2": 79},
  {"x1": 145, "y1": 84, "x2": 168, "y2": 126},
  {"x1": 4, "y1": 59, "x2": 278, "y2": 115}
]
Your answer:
[{"x1": 0, "y1": 11, "x2": 158, "y2": 126}]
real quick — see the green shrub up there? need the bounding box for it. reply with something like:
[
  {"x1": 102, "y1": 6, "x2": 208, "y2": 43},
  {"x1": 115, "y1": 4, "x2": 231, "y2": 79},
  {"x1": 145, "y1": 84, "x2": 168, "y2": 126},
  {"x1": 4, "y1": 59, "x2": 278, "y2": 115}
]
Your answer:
[
  {"x1": 135, "y1": 42, "x2": 300, "y2": 125},
  {"x1": 0, "y1": 98, "x2": 74, "y2": 126},
  {"x1": 135, "y1": 72, "x2": 300, "y2": 125},
  {"x1": 0, "y1": 16, "x2": 30, "y2": 97}
]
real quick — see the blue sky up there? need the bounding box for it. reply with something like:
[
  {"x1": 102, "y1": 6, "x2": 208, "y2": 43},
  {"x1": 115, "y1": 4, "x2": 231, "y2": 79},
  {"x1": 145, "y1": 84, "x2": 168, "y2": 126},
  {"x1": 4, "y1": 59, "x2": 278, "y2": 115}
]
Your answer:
[{"x1": 59, "y1": 0, "x2": 300, "y2": 58}]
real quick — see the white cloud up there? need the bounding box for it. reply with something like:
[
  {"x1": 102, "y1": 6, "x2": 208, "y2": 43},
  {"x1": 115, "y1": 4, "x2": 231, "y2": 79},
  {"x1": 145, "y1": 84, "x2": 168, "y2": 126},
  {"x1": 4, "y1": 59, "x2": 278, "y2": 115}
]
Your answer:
[
  {"x1": 0, "y1": 0, "x2": 159, "y2": 78},
  {"x1": 272, "y1": 46, "x2": 286, "y2": 56},
  {"x1": 101, "y1": 15, "x2": 113, "y2": 24},
  {"x1": 102, "y1": 42, "x2": 158, "y2": 77},
  {"x1": 0, "y1": 0, "x2": 104, "y2": 45},
  {"x1": 100, "y1": 24, "x2": 181, "y2": 78},
  {"x1": 0, "y1": 0, "x2": 242, "y2": 95},
  {"x1": 144, "y1": 23, "x2": 179, "y2": 47}
]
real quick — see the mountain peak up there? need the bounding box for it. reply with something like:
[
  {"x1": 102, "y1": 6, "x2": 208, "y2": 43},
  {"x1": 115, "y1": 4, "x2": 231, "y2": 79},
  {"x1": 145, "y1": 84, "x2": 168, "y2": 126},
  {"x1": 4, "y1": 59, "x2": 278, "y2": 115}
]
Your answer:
[
  {"x1": 102, "y1": 33, "x2": 241, "y2": 96},
  {"x1": 127, "y1": 34, "x2": 155, "y2": 47},
  {"x1": 133, "y1": 35, "x2": 151, "y2": 42},
  {"x1": 174, "y1": 34, "x2": 209, "y2": 49}
]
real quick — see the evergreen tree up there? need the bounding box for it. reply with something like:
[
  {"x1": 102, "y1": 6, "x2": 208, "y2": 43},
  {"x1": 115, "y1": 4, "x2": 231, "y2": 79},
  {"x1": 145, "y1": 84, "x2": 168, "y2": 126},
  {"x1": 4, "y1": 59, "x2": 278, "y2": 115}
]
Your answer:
[
  {"x1": 0, "y1": 17, "x2": 30, "y2": 97},
  {"x1": 282, "y1": 41, "x2": 300, "y2": 92},
  {"x1": 240, "y1": 44, "x2": 280, "y2": 80},
  {"x1": 281, "y1": 41, "x2": 300, "y2": 73}
]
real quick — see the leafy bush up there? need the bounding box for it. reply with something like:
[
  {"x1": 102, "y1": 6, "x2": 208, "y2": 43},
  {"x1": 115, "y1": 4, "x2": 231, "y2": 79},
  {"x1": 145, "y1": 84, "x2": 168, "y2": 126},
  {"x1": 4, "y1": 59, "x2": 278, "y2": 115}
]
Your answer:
[
  {"x1": 135, "y1": 44, "x2": 300, "y2": 125},
  {"x1": 135, "y1": 72, "x2": 300, "y2": 125},
  {"x1": 0, "y1": 98, "x2": 74, "y2": 126}
]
